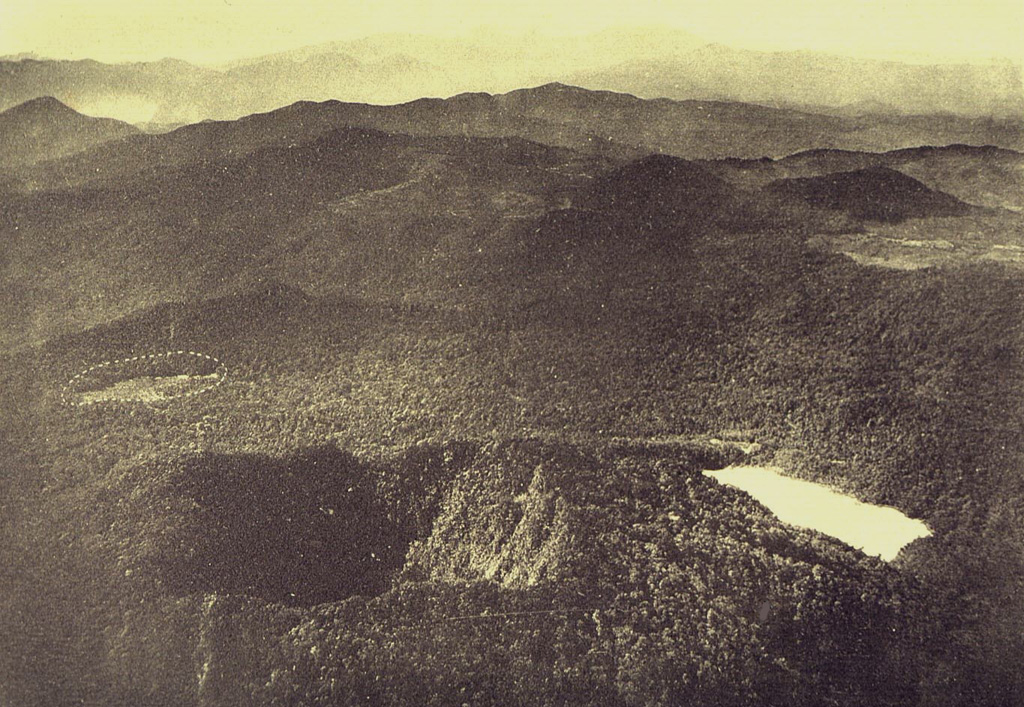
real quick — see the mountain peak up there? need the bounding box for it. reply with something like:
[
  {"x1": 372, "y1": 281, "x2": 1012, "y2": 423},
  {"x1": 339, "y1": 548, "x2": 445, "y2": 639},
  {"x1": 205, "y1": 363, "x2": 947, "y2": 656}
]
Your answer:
[
  {"x1": 533, "y1": 82, "x2": 584, "y2": 92},
  {"x1": 499, "y1": 83, "x2": 641, "y2": 109},
  {"x1": 2, "y1": 95, "x2": 76, "y2": 118},
  {"x1": 0, "y1": 95, "x2": 138, "y2": 169},
  {"x1": 525, "y1": 82, "x2": 634, "y2": 99}
]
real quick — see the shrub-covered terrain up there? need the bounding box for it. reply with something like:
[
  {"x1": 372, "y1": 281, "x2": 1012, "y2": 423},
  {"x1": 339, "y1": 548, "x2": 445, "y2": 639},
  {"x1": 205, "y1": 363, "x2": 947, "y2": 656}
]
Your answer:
[
  {"x1": 1, "y1": 235, "x2": 1022, "y2": 705},
  {"x1": 1, "y1": 96, "x2": 1023, "y2": 705}
]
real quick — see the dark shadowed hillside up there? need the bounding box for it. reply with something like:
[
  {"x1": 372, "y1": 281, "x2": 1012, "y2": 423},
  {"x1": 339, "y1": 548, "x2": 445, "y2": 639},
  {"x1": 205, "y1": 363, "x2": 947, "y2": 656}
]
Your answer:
[
  {"x1": 0, "y1": 125, "x2": 606, "y2": 350},
  {"x1": 578, "y1": 154, "x2": 733, "y2": 216},
  {"x1": 767, "y1": 167, "x2": 972, "y2": 222}
]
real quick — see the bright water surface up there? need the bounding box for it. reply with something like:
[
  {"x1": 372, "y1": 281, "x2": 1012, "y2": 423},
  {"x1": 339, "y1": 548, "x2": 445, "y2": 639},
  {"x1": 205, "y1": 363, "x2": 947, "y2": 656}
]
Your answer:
[{"x1": 703, "y1": 465, "x2": 931, "y2": 561}]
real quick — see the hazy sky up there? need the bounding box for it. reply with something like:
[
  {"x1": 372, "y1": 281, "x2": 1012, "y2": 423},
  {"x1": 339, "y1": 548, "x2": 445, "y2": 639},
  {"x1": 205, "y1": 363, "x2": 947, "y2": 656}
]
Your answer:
[{"x1": 1, "y1": 0, "x2": 1021, "y2": 66}]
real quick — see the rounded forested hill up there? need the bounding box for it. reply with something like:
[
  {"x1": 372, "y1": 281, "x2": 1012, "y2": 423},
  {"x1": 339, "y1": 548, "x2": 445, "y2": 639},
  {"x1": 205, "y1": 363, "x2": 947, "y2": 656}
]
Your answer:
[{"x1": 766, "y1": 166, "x2": 972, "y2": 223}]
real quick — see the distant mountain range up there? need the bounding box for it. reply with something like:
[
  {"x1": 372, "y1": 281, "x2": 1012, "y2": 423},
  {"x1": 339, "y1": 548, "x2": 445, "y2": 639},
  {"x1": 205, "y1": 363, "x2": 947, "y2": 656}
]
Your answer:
[
  {"x1": 2, "y1": 29, "x2": 1020, "y2": 124},
  {"x1": 1, "y1": 88, "x2": 1020, "y2": 350},
  {"x1": 3, "y1": 85, "x2": 1021, "y2": 197}
]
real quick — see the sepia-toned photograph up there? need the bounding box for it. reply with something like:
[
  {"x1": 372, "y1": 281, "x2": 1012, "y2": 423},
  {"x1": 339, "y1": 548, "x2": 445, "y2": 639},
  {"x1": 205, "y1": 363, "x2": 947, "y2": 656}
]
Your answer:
[{"x1": 1, "y1": 1, "x2": 1022, "y2": 704}]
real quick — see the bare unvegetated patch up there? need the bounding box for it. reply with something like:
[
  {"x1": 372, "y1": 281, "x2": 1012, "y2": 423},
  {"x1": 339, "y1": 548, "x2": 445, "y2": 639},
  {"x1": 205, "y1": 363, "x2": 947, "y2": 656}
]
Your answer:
[
  {"x1": 62, "y1": 350, "x2": 227, "y2": 406},
  {"x1": 841, "y1": 251, "x2": 937, "y2": 271}
]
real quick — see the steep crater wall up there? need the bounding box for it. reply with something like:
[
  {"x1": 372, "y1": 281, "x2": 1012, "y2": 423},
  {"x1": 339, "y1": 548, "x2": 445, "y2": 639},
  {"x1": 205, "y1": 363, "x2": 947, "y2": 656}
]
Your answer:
[{"x1": 121, "y1": 444, "x2": 473, "y2": 606}]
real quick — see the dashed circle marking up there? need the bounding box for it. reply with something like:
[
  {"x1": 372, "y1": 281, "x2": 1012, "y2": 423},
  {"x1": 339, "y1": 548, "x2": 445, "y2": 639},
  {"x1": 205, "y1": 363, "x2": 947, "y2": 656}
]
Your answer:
[{"x1": 61, "y1": 350, "x2": 227, "y2": 407}]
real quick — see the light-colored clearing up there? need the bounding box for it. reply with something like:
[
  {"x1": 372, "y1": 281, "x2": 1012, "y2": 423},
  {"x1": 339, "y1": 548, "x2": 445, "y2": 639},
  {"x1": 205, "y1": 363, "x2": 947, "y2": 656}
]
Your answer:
[
  {"x1": 842, "y1": 251, "x2": 935, "y2": 270},
  {"x1": 78, "y1": 373, "x2": 221, "y2": 404}
]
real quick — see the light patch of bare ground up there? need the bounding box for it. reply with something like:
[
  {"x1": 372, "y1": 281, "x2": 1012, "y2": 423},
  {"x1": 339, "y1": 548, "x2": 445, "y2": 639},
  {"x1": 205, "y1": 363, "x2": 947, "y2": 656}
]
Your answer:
[
  {"x1": 841, "y1": 251, "x2": 937, "y2": 271},
  {"x1": 77, "y1": 373, "x2": 222, "y2": 404},
  {"x1": 811, "y1": 214, "x2": 1024, "y2": 270},
  {"x1": 63, "y1": 350, "x2": 227, "y2": 406}
]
